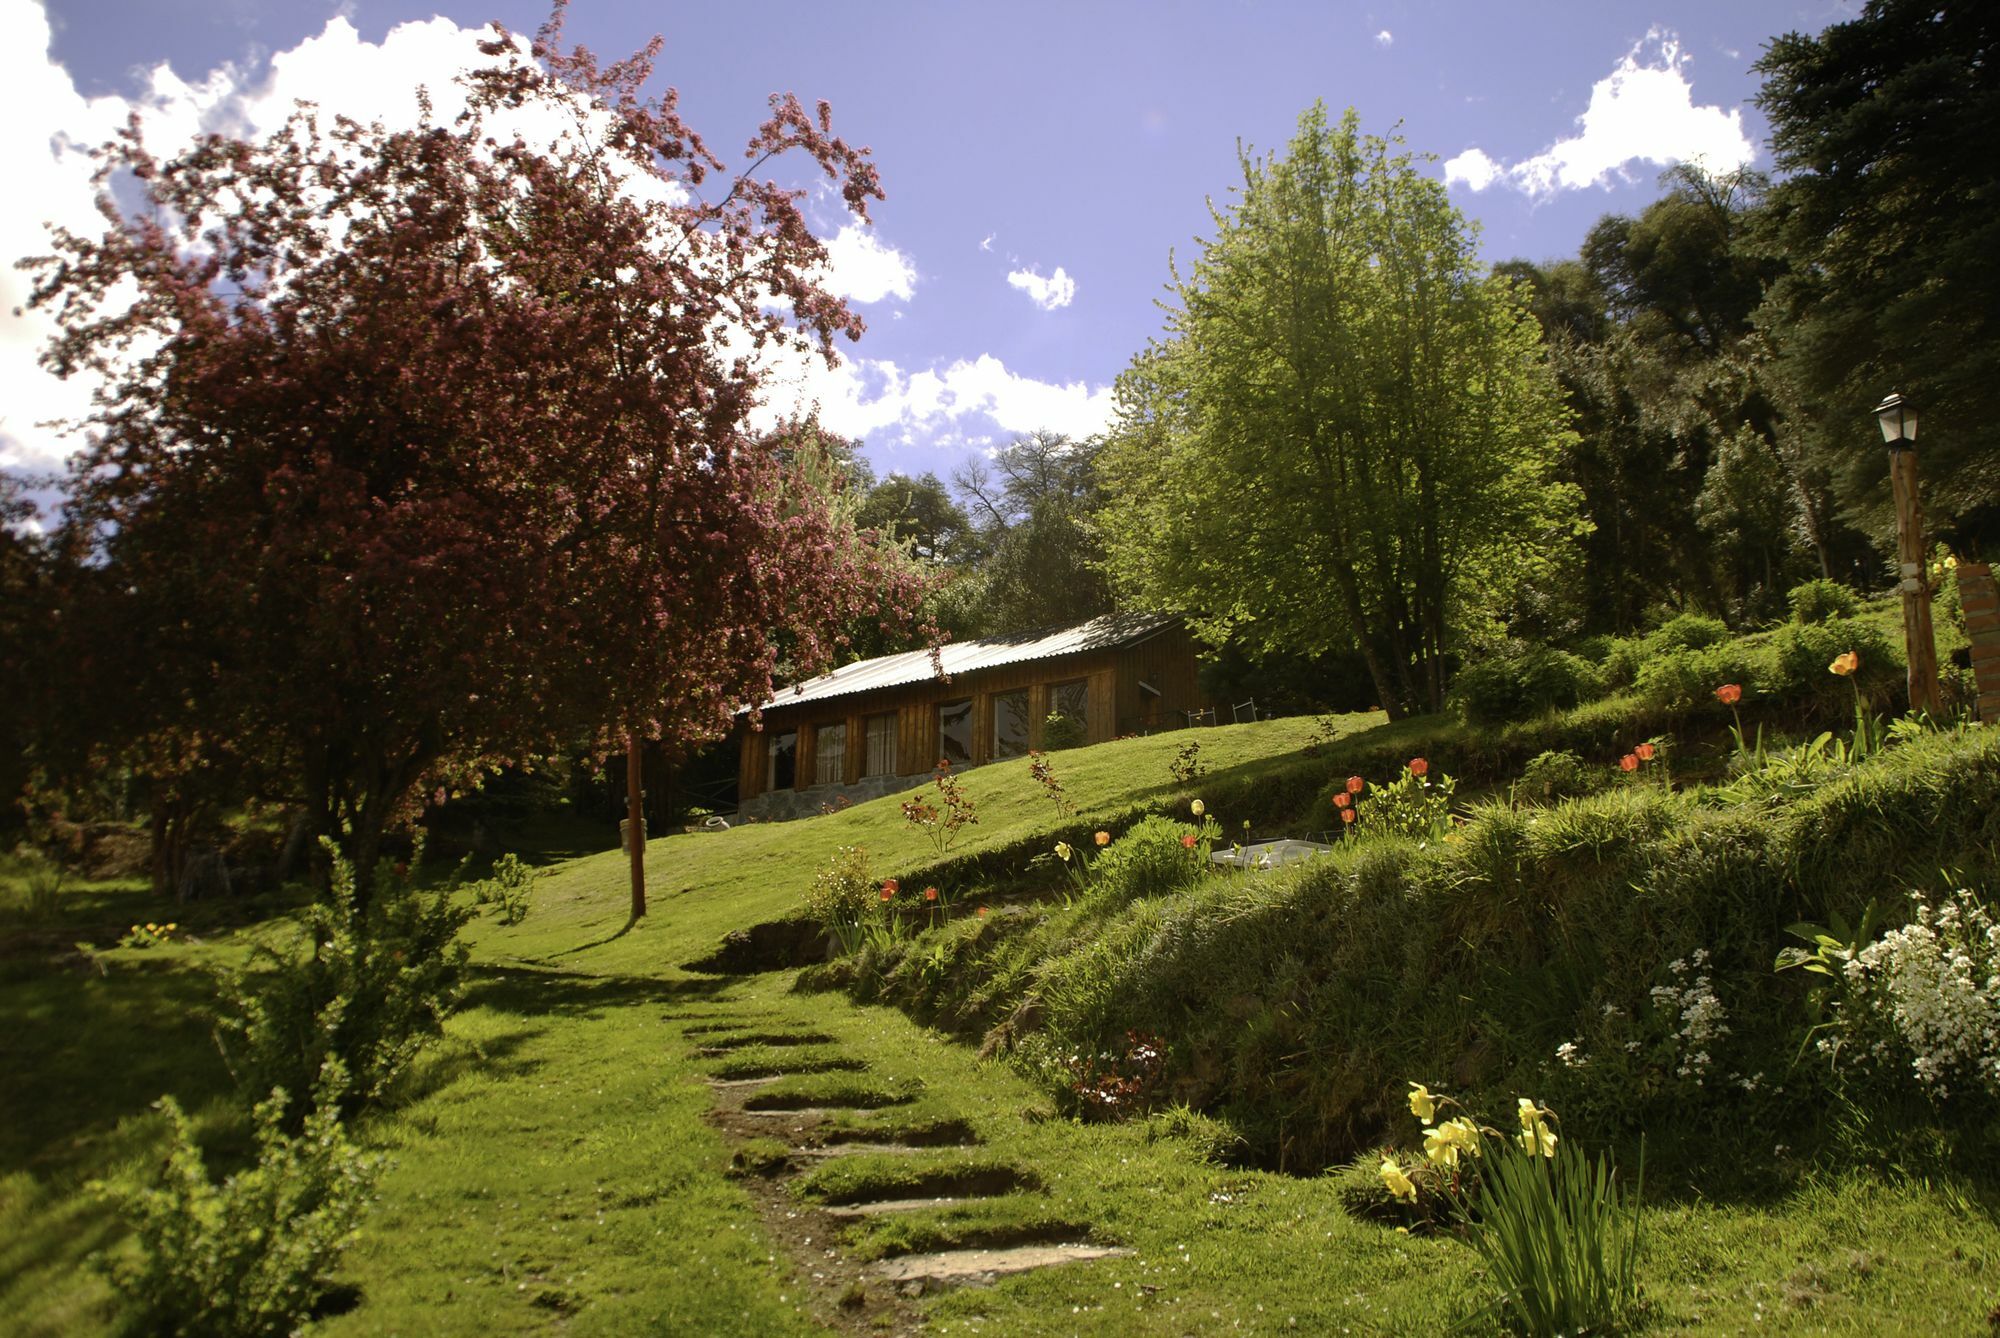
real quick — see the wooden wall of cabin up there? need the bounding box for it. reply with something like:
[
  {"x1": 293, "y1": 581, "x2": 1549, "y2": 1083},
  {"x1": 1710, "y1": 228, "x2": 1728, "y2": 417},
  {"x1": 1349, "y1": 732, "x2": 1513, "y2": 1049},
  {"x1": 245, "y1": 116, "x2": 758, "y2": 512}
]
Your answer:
[
  {"x1": 1113, "y1": 625, "x2": 1203, "y2": 731},
  {"x1": 736, "y1": 634, "x2": 1195, "y2": 801}
]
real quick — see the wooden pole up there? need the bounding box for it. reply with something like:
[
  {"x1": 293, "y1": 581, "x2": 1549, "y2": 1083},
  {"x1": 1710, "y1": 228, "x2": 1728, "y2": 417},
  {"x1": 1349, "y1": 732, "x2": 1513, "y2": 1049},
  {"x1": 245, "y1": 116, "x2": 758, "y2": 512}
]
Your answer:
[
  {"x1": 626, "y1": 731, "x2": 647, "y2": 919},
  {"x1": 1888, "y1": 446, "x2": 1943, "y2": 717}
]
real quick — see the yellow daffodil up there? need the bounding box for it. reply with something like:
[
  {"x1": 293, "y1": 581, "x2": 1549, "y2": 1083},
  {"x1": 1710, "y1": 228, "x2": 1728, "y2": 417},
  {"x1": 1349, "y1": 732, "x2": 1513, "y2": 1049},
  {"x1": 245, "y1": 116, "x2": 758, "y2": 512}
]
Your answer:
[
  {"x1": 1378, "y1": 1156, "x2": 1418, "y2": 1204},
  {"x1": 1055, "y1": 841, "x2": 1073, "y2": 862},
  {"x1": 1408, "y1": 1082, "x2": 1436, "y2": 1125},
  {"x1": 1828, "y1": 650, "x2": 1860, "y2": 677},
  {"x1": 1191, "y1": 799, "x2": 1205, "y2": 817},
  {"x1": 1515, "y1": 1098, "x2": 1558, "y2": 1158},
  {"x1": 1421, "y1": 1116, "x2": 1483, "y2": 1169}
]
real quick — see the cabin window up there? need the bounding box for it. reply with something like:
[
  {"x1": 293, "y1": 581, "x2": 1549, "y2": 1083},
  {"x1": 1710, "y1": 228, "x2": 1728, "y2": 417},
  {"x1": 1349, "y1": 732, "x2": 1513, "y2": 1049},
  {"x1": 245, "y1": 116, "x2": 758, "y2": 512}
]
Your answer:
[
  {"x1": 814, "y1": 722, "x2": 847, "y2": 786},
  {"x1": 992, "y1": 689, "x2": 1032, "y2": 759},
  {"x1": 938, "y1": 698, "x2": 973, "y2": 766},
  {"x1": 1048, "y1": 678, "x2": 1089, "y2": 741},
  {"x1": 768, "y1": 730, "x2": 797, "y2": 791},
  {"x1": 863, "y1": 712, "x2": 898, "y2": 777}
]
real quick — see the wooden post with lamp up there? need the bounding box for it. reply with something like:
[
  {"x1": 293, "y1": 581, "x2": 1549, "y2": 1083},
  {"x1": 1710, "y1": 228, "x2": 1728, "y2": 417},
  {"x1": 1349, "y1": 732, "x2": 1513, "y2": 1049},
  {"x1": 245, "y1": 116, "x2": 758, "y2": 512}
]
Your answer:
[{"x1": 1874, "y1": 391, "x2": 1942, "y2": 717}]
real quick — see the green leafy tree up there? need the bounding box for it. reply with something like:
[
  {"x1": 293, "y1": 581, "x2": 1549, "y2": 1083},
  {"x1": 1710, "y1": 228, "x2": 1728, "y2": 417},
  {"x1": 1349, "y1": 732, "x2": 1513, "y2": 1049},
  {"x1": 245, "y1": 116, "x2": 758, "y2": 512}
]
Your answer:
[
  {"x1": 953, "y1": 430, "x2": 1115, "y2": 635},
  {"x1": 1757, "y1": 0, "x2": 2000, "y2": 552},
  {"x1": 1100, "y1": 104, "x2": 1582, "y2": 716}
]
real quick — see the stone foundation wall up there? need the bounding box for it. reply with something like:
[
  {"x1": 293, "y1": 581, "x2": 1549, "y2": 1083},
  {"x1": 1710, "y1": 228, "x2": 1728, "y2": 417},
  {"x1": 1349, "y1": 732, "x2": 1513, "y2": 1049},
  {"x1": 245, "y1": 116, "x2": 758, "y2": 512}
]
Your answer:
[{"x1": 738, "y1": 771, "x2": 930, "y2": 823}]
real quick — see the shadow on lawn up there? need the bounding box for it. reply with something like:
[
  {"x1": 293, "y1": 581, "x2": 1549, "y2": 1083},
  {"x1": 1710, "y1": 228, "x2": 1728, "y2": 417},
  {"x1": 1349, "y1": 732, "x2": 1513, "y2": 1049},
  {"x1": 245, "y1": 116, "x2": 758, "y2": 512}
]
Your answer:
[{"x1": 460, "y1": 962, "x2": 730, "y2": 1022}]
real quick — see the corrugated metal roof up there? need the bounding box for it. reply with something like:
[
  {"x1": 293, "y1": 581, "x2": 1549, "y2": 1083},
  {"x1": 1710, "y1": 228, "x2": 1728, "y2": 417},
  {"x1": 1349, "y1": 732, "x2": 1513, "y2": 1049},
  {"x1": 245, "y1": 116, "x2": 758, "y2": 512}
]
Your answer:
[{"x1": 747, "y1": 612, "x2": 1175, "y2": 714}]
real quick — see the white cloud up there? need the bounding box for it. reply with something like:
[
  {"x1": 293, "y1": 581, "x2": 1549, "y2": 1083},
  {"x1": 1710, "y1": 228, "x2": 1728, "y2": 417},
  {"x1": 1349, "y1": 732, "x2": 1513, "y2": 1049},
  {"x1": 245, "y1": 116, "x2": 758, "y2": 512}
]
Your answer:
[
  {"x1": 818, "y1": 222, "x2": 916, "y2": 303},
  {"x1": 979, "y1": 232, "x2": 994, "y2": 252},
  {"x1": 1006, "y1": 264, "x2": 1077, "y2": 311},
  {"x1": 757, "y1": 346, "x2": 1115, "y2": 449},
  {"x1": 1375, "y1": 30, "x2": 1393, "y2": 48},
  {"x1": 1441, "y1": 147, "x2": 1501, "y2": 192},
  {"x1": 1444, "y1": 28, "x2": 1755, "y2": 199}
]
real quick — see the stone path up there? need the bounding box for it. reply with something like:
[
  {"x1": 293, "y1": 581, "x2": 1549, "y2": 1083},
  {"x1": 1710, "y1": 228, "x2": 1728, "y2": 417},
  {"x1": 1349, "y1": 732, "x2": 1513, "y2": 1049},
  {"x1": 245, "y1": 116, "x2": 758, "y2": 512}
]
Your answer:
[{"x1": 670, "y1": 991, "x2": 1129, "y2": 1333}]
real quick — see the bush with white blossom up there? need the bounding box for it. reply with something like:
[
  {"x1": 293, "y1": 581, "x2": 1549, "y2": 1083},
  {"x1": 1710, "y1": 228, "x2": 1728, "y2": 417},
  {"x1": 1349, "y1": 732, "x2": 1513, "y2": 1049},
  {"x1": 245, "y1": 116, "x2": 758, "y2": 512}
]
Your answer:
[{"x1": 1809, "y1": 889, "x2": 2000, "y2": 1102}]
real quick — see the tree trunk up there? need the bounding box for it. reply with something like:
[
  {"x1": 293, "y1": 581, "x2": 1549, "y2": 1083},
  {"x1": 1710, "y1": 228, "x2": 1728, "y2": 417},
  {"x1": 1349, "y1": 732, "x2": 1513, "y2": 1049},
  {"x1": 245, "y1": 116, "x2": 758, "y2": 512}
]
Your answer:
[{"x1": 626, "y1": 731, "x2": 647, "y2": 919}]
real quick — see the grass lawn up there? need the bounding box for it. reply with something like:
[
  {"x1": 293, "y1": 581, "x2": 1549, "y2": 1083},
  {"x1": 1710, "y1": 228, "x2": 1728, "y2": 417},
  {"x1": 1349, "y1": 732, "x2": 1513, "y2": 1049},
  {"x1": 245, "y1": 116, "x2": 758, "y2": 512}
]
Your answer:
[{"x1": 6, "y1": 710, "x2": 2000, "y2": 1334}]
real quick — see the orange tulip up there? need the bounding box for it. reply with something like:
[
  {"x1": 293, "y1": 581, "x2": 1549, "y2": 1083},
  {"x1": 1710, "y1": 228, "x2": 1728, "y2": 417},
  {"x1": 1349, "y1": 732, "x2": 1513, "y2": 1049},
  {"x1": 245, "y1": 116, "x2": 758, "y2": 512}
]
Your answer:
[
  {"x1": 1829, "y1": 650, "x2": 1860, "y2": 677},
  {"x1": 1346, "y1": 775, "x2": 1365, "y2": 794},
  {"x1": 1333, "y1": 791, "x2": 1351, "y2": 809},
  {"x1": 1408, "y1": 757, "x2": 1429, "y2": 777},
  {"x1": 1094, "y1": 830, "x2": 1111, "y2": 846},
  {"x1": 1635, "y1": 742, "x2": 1655, "y2": 762},
  {"x1": 1180, "y1": 833, "x2": 1198, "y2": 849},
  {"x1": 882, "y1": 877, "x2": 899, "y2": 895},
  {"x1": 1340, "y1": 807, "x2": 1357, "y2": 825},
  {"x1": 923, "y1": 886, "x2": 938, "y2": 902},
  {"x1": 1714, "y1": 683, "x2": 1742, "y2": 705},
  {"x1": 1619, "y1": 754, "x2": 1639, "y2": 772}
]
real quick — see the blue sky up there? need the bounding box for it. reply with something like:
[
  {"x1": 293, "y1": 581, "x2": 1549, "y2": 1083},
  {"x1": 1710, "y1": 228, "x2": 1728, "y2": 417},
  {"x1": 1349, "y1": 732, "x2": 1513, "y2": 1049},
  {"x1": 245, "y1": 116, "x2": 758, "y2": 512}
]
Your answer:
[{"x1": 3, "y1": 0, "x2": 1860, "y2": 488}]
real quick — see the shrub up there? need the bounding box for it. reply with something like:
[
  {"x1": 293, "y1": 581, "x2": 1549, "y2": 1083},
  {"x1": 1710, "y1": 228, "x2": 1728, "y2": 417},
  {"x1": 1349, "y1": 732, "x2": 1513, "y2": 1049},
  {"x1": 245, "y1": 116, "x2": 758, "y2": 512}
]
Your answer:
[
  {"x1": 1767, "y1": 615, "x2": 1899, "y2": 708},
  {"x1": 1519, "y1": 750, "x2": 1591, "y2": 803},
  {"x1": 1650, "y1": 612, "x2": 1729, "y2": 652},
  {"x1": 1790, "y1": 888, "x2": 2000, "y2": 1107},
  {"x1": 1041, "y1": 711, "x2": 1087, "y2": 752},
  {"x1": 99, "y1": 1059, "x2": 380, "y2": 1338},
  {"x1": 1451, "y1": 649, "x2": 1603, "y2": 725},
  {"x1": 1088, "y1": 815, "x2": 1210, "y2": 908},
  {"x1": 216, "y1": 837, "x2": 473, "y2": 1125},
  {"x1": 1633, "y1": 641, "x2": 1761, "y2": 710},
  {"x1": 1788, "y1": 578, "x2": 1861, "y2": 625},
  {"x1": 1354, "y1": 759, "x2": 1455, "y2": 841},
  {"x1": 475, "y1": 852, "x2": 533, "y2": 925},
  {"x1": 802, "y1": 845, "x2": 878, "y2": 954}
]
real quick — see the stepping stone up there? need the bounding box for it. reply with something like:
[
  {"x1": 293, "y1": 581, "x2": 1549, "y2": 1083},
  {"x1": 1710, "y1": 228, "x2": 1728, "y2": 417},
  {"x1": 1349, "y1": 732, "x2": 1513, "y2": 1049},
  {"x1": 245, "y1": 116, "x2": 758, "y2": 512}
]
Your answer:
[
  {"x1": 871, "y1": 1243, "x2": 1132, "y2": 1292},
  {"x1": 823, "y1": 1195, "x2": 982, "y2": 1219},
  {"x1": 707, "y1": 1075, "x2": 788, "y2": 1092},
  {"x1": 791, "y1": 1142, "x2": 935, "y2": 1161}
]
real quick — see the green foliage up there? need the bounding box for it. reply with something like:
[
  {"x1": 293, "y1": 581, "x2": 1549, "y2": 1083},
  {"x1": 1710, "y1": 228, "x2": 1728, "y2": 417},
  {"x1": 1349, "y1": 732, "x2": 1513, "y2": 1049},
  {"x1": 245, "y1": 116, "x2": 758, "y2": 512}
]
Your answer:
[
  {"x1": 1649, "y1": 613, "x2": 1730, "y2": 652},
  {"x1": 1087, "y1": 816, "x2": 1210, "y2": 909},
  {"x1": 1463, "y1": 1132, "x2": 1644, "y2": 1337},
  {"x1": 1100, "y1": 102, "x2": 1583, "y2": 716},
  {"x1": 98, "y1": 1059, "x2": 380, "y2": 1338},
  {"x1": 215, "y1": 837, "x2": 473, "y2": 1125},
  {"x1": 474, "y1": 852, "x2": 533, "y2": 926},
  {"x1": 1041, "y1": 711, "x2": 1086, "y2": 752},
  {"x1": 1520, "y1": 750, "x2": 1593, "y2": 803},
  {"x1": 1789, "y1": 577, "x2": 1861, "y2": 624},
  {"x1": 1767, "y1": 615, "x2": 1899, "y2": 707},
  {"x1": 801, "y1": 845, "x2": 879, "y2": 955},
  {"x1": 1451, "y1": 648, "x2": 1603, "y2": 725},
  {"x1": 1633, "y1": 641, "x2": 1761, "y2": 710},
  {"x1": 1355, "y1": 763, "x2": 1456, "y2": 842}
]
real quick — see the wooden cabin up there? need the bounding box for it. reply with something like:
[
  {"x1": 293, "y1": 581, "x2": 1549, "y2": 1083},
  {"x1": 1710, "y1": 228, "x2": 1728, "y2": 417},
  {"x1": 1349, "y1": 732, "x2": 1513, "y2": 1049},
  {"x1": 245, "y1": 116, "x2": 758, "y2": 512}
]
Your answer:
[{"x1": 735, "y1": 613, "x2": 1211, "y2": 820}]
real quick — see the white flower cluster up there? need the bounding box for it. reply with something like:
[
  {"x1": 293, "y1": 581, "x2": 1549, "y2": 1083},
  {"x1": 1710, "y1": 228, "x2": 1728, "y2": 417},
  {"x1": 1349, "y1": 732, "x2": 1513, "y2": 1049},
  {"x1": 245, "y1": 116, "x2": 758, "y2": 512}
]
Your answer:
[
  {"x1": 1835, "y1": 889, "x2": 2000, "y2": 1100},
  {"x1": 1651, "y1": 949, "x2": 1729, "y2": 1083}
]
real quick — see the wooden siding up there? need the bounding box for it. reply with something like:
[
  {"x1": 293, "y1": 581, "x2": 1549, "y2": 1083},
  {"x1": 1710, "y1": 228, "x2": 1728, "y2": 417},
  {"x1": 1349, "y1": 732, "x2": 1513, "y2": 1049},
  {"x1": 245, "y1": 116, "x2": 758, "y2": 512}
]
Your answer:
[{"x1": 737, "y1": 625, "x2": 1209, "y2": 803}]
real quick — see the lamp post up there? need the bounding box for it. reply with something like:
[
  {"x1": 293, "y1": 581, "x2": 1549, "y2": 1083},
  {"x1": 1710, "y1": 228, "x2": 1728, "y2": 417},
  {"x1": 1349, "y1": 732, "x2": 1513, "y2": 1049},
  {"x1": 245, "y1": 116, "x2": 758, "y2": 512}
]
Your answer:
[{"x1": 1874, "y1": 391, "x2": 1942, "y2": 716}]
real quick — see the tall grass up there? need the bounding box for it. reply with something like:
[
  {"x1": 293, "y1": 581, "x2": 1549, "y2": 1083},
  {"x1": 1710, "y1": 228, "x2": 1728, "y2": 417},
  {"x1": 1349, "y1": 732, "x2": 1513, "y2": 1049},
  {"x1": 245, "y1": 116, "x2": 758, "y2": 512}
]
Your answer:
[{"x1": 1466, "y1": 1138, "x2": 1644, "y2": 1336}]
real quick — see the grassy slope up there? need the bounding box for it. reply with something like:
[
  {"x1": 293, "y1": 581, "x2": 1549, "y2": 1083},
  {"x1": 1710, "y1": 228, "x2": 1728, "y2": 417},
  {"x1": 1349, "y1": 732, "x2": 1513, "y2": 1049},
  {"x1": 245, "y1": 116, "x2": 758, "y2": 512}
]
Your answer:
[{"x1": 7, "y1": 707, "x2": 2000, "y2": 1334}]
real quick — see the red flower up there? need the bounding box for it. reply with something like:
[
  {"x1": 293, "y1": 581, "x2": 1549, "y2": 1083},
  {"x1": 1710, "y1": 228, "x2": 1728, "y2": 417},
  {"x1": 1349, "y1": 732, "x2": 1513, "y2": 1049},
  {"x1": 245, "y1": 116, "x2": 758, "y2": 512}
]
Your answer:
[
  {"x1": 1619, "y1": 754, "x2": 1639, "y2": 772},
  {"x1": 1714, "y1": 683, "x2": 1742, "y2": 705},
  {"x1": 1346, "y1": 775, "x2": 1365, "y2": 794},
  {"x1": 1332, "y1": 791, "x2": 1351, "y2": 810},
  {"x1": 923, "y1": 886, "x2": 938, "y2": 902},
  {"x1": 1634, "y1": 741, "x2": 1655, "y2": 762},
  {"x1": 1180, "y1": 833, "x2": 1198, "y2": 849},
  {"x1": 1340, "y1": 808, "x2": 1356, "y2": 825},
  {"x1": 880, "y1": 885, "x2": 894, "y2": 901},
  {"x1": 976, "y1": 906, "x2": 988, "y2": 918},
  {"x1": 1407, "y1": 757, "x2": 1429, "y2": 777},
  {"x1": 882, "y1": 877, "x2": 899, "y2": 895}
]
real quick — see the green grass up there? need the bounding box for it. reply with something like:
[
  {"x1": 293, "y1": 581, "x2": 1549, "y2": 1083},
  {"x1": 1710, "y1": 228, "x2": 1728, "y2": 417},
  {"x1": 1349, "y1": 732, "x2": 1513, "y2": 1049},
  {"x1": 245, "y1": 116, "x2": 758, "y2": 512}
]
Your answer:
[{"x1": 7, "y1": 699, "x2": 2000, "y2": 1333}]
